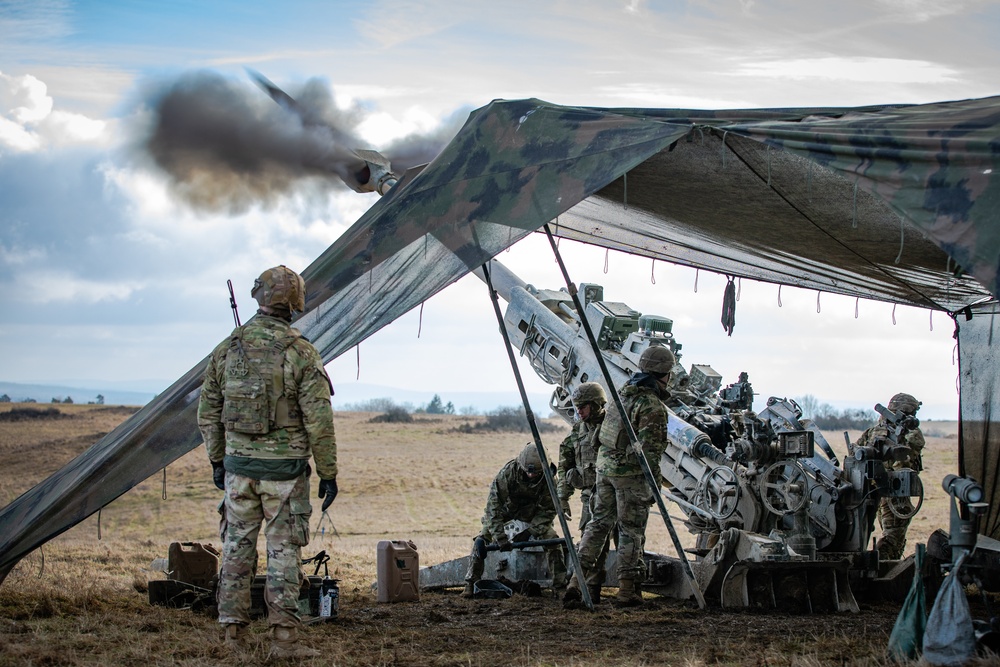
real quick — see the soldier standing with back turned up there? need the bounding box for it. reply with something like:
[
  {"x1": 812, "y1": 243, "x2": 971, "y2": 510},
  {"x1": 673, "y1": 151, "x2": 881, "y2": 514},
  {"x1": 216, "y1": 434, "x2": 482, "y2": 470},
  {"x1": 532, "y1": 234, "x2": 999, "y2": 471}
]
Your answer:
[
  {"x1": 198, "y1": 265, "x2": 339, "y2": 659},
  {"x1": 564, "y1": 345, "x2": 674, "y2": 607}
]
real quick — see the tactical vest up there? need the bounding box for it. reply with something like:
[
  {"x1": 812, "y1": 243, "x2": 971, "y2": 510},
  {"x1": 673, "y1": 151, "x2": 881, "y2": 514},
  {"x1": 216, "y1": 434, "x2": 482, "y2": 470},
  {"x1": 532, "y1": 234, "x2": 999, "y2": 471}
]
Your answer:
[
  {"x1": 598, "y1": 401, "x2": 632, "y2": 465},
  {"x1": 221, "y1": 325, "x2": 303, "y2": 435}
]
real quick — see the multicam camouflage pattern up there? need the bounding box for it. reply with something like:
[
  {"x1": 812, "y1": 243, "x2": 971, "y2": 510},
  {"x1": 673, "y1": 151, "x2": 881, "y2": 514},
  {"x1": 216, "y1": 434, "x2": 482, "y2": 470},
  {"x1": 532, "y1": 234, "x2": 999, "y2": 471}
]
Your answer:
[
  {"x1": 557, "y1": 408, "x2": 605, "y2": 532},
  {"x1": 198, "y1": 315, "x2": 337, "y2": 479},
  {"x1": 465, "y1": 458, "x2": 566, "y2": 585},
  {"x1": 597, "y1": 379, "x2": 670, "y2": 480},
  {"x1": 856, "y1": 421, "x2": 925, "y2": 559},
  {"x1": 478, "y1": 459, "x2": 557, "y2": 539},
  {"x1": 572, "y1": 376, "x2": 670, "y2": 583},
  {"x1": 7, "y1": 95, "x2": 1000, "y2": 582},
  {"x1": 216, "y1": 472, "x2": 311, "y2": 627},
  {"x1": 576, "y1": 474, "x2": 653, "y2": 584},
  {"x1": 252, "y1": 265, "x2": 306, "y2": 313}
]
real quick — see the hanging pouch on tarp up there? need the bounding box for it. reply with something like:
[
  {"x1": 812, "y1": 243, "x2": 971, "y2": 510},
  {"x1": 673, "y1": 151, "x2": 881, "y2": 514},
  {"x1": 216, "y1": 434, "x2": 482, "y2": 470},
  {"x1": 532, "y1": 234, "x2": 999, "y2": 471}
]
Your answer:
[
  {"x1": 923, "y1": 553, "x2": 976, "y2": 666},
  {"x1": 888, "y1": 543, "x2": 927, "y2": 660}
]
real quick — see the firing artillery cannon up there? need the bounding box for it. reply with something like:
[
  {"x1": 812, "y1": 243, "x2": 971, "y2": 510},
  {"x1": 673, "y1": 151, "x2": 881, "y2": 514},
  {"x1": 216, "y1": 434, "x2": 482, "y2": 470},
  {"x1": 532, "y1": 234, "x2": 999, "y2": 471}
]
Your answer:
[{"x1": 420, "y1": 259, "x2": 923, "y2": 611}]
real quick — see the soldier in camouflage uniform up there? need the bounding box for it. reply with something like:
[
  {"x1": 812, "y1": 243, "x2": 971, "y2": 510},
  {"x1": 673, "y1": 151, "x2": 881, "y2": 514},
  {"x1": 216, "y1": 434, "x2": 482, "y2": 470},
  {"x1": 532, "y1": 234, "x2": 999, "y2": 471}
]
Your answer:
[
  {"x1": 462, "y1": 443, "x2": 567, "y2": 597},
  {"x1": 198, "y1": 265, "x2": 338, "y2": 659},
  {"x1": 557, "y1": 382, "x2": 613, "y2": 600},
  {"x1": 557, "y1": 382, "x2": 607, "y2": 532},
  {"x1": 564, "y1": 345, "x2": 673, "y2": 607},
  {"x1": 855, "y1": 392, "x2": 925, "y2": 560}
]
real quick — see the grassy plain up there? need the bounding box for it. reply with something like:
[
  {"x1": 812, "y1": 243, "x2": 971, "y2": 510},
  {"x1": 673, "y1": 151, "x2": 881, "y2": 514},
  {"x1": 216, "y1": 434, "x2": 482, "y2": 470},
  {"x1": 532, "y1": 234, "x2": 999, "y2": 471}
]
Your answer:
[{"x1": 0, "y1": 403, "x2": 984, "y2": 666}]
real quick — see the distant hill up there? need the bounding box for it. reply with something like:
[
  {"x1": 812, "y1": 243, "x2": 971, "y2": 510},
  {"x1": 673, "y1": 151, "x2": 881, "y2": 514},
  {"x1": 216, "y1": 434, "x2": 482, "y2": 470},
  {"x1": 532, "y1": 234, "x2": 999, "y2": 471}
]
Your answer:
[
  {"x1": 0, "y1": 380, "x2": 555, "y2": 416},
  {"x1": 330, "y1": 382, "x2": 554, "y2": 416},
  {"x1": 0, "y1": 381, "x2": 156, "y2": 407}
]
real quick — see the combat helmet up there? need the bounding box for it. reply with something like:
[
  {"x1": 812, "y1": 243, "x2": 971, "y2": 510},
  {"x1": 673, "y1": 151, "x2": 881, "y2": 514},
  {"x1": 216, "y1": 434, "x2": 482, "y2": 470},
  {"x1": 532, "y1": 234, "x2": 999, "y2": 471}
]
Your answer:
[
  {"x1": 888, "y1": 392, "x2": 921, "y2": 415},
  {"x1": 252, "y1": 265, "x2": 305, "y2": 317},
  {"x1": 571, "y1": 382, "x2": 607, "y2": 408},
  {"x1": 639, "y1": 344, "x2": 675, "y2": 376},
  {"x1": 516, "y1": 443, "x2": 543, "y2": 477}
]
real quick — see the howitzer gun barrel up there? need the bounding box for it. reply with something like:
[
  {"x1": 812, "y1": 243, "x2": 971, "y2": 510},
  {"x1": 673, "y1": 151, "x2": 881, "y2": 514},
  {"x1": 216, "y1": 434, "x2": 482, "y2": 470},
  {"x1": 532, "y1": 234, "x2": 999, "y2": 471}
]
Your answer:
[{"x1": 472, "y1": 259, "x2": 528, "y2": 303}]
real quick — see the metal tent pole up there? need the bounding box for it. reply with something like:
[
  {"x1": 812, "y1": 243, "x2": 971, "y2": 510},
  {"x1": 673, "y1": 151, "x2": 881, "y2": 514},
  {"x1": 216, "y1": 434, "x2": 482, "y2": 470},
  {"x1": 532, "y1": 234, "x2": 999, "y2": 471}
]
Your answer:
[
  {"x1": 542, "y1": 224, "x2": 707, "y2": 609},
  {"x1": 481, "y1": 261, "x2": 594, "y2": 611}
]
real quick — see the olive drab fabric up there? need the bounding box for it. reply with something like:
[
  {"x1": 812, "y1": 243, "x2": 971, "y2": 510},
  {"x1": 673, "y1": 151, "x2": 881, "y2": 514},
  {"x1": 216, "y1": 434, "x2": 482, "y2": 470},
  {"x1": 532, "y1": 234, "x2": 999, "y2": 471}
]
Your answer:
[
  {"x1": 6, "y1": 94, "x2": 1000, "y2": 583},
  {"x1": 557, "y1": 398, "x2": 606, "y2": 532}
]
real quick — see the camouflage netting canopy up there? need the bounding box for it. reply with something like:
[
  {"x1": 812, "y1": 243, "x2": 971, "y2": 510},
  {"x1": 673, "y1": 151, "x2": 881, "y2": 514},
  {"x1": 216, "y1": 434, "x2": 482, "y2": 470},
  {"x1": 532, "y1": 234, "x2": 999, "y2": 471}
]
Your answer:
[{"x1": 2, "y1": 95, "x2": 999, "y2": 583}]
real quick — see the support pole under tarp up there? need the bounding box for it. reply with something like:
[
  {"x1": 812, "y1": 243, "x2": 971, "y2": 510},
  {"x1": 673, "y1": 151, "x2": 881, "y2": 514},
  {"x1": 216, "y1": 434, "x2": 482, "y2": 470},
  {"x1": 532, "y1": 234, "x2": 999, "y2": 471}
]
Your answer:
[{"x1": 482, "y1": 262, "x2": 594, "y2": 611}]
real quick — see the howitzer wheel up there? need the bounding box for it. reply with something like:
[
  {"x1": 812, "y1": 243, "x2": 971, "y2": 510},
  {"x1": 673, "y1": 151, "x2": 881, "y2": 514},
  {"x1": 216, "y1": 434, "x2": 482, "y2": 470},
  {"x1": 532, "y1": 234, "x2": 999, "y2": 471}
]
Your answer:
[
  {"x1": 887, "y1": 473, "x2": 924, "y2": 519},
  {"x1": 759, "y1": 461, "x2": 808, "y2": 516},
  {"x1": 699, "y1": 466, "x2": 740, "y2": 520}
]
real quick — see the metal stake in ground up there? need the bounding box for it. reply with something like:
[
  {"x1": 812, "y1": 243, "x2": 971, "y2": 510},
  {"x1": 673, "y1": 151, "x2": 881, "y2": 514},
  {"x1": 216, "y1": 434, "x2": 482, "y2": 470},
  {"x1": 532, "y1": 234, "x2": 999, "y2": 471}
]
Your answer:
[
  {"x1": 482, "y1": 261, "x2": 594, "y2": 612},
  {"x1": 542, "y1": 223, "x2": 707, "y2": 610}
]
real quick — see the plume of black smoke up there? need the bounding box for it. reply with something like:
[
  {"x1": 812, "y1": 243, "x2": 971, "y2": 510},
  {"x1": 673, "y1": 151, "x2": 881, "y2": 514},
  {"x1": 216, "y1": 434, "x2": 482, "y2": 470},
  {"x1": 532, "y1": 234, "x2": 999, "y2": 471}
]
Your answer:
[{"x1": 136, "y1": 70, "x2": 460, "y2": 215}]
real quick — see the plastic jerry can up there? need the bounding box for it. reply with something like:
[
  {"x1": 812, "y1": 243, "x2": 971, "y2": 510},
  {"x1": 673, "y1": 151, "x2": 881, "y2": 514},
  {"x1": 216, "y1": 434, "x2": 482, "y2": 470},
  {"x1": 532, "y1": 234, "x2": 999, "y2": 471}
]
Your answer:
[
  {"x1": 167, "y1": 542, "x2": 219, "y2": 589},
  {"x1": 376, "y1": 540, "x2": 419, "y2": 603}
]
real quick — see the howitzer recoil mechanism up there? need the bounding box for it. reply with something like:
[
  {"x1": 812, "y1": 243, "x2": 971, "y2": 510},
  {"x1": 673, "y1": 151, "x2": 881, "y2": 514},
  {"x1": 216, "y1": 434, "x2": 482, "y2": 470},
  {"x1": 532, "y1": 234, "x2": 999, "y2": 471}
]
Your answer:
[{"x1": 445, "y1": 258, "x2": 924, "y2": 611}]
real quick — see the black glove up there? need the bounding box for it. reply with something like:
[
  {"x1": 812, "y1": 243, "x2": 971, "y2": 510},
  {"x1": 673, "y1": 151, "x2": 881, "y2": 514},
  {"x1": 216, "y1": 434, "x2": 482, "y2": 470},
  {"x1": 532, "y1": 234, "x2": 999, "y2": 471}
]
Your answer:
[
  {"x1": 318, "y1": 477, "x2": 338, "y2": 511},
  {"x1": 496, "y1": 536, "x2": 514, "y2": 551},
  {"x1": 511, "y1": 528, "x2": 532, "y2": 544},
  {"x1": 211, "y1": 461, "x2": 225, "y2": 491}
]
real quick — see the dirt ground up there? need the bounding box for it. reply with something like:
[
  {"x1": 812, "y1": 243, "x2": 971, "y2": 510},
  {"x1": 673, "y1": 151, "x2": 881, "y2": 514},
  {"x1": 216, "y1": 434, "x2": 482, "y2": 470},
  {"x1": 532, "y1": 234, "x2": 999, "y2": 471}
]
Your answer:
[{"x1": 0, "y1": 403, "x2": 989, "y2": 666}]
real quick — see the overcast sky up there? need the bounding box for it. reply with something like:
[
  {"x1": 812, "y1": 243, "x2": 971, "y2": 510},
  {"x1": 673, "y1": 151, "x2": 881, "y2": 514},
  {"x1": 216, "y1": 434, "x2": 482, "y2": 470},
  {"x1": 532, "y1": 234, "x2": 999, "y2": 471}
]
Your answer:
[{"x1": 1, "y1": 0, "x2": 997, "y2": 420}]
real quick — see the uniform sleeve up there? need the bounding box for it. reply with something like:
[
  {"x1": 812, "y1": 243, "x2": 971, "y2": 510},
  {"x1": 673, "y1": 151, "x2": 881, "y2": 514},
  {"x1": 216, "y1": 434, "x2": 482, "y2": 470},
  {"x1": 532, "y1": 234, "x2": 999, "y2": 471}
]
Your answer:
[
  {"x1": 483, "y1": 472, "x2": 508, "y2": 539},
  {"x1": 905, "y1": 427, "x2": 925, "y2": 470},
  {"x1": 556, "y1": 429, "x2": 577, "y2": 502},
  {"x1": 197, "y1": 343, "x2": 227, "y2": 463},
  {"x1": 633, "y1": 396, "x2": 668, "y2": 483},
  {"x1": 529, "y1": 490, "x2": 558, "y2": 536},
  {"x1": 293, "y1": 342, "x2": 338, "y2": 479}
]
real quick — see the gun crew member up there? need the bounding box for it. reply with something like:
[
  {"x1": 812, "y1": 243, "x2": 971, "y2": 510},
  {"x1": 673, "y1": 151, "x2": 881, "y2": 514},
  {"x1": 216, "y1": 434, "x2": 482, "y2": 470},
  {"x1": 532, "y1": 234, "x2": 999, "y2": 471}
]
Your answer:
[
  {"x1": 855, "y1": 392, "x2": 925, "y2": 560},
  {"x1": 198, "y1": 265, "x2": 338, "y2": 659},
  {"x1": 565, "y1": 345, "x2": 674, "y2": 607},
  {"x1": 463, "y1": 443, "x2": 568, "y2": 597}
]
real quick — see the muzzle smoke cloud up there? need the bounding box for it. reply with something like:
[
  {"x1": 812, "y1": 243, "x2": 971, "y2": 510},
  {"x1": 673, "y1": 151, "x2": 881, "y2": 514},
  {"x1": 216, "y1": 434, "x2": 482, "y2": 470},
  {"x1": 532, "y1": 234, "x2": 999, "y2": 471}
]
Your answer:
[{"x1": 135, "y1": 70, "x2": 457, "y2": 214}]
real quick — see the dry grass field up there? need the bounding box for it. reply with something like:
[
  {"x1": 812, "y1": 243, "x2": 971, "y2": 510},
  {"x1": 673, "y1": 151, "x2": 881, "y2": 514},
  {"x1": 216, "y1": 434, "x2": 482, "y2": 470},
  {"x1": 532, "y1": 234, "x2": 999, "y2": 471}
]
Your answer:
[{"x1": 0, "y1": 403, "x2": 987, "y2": 666}]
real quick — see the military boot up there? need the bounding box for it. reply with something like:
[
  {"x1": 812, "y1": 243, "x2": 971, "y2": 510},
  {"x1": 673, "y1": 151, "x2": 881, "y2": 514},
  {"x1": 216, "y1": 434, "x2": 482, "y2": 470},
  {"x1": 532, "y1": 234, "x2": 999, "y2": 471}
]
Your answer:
[
  {"x1": 613, "y1": 578, "x2": 642, "y2": 607},
  {"x1": 461, "y1": 580, "x2": 476, "y2": 598},
  {"x1": 562, "y1": 575, "x2": 584, "y2": 609},
  {"x1": 223, "y1": 624, "x2": 245, "y2": 652},
  {"x1": 588, "y1": 584, "x2": 602, "y2": 604},
  {"x1": 269, "y1": 626, "x2": 319, "y2": 659}
]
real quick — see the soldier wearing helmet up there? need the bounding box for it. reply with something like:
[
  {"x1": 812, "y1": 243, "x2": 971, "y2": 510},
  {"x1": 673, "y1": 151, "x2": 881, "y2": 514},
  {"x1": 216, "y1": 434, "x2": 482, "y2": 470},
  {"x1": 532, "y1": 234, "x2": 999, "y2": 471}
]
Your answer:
[
  {"x1": 556, "y1": 382, "x2": 611, "y2": 602},
  {"x1": 855, "y1": 392, "x2": 925, "y2": 559},
  {"x1": 565, "y1": 343, "x2": 675, "y2": 607},
  {"x1": 198, "y1": 265, "x2": 337, "y2": 658},
  {"x1": 462, "y1": 442, "x2": 567, "y2": 597}
]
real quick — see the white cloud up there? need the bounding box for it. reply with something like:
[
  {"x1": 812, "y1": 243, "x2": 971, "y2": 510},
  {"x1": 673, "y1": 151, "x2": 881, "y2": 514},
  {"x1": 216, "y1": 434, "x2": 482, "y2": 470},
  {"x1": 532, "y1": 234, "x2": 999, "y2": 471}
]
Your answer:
[
  {"x1": 0, "y1": 70, "x2": 108, "y2": 152},
  {"x1": 0, "y1": 242, "x2": 46, "y2": 266},
  {"x1": 8, "y1": 270, "x2": 144, "y2": 304},
  {"x1": 736, "y1": 57, "x2": 958, "y2": 84},
  {"x1": 875, "y1": 0, "x2": 978, "y2": 22}
]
